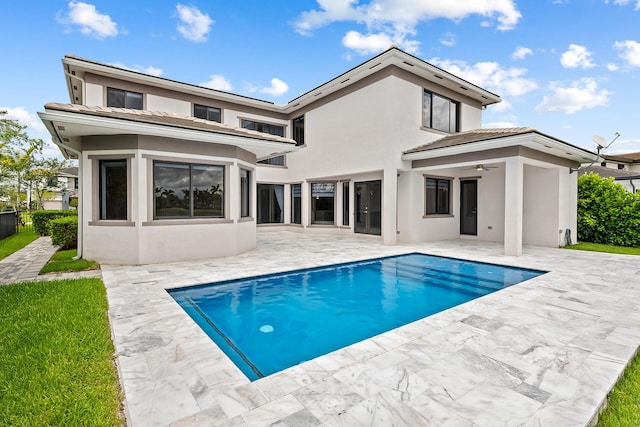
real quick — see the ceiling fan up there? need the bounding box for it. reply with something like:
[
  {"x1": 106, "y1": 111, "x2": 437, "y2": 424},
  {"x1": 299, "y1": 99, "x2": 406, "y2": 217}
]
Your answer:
[{"x1": 464, "y1": 164, "x2": 499, "y2": 171}]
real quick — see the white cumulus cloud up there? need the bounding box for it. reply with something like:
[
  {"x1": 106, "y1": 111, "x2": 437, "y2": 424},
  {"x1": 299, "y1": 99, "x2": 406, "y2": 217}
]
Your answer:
[
  {"x1": 201, "y1": 75, "x2": 233, "y2": 91},
  {"x1": 535, "y1": 78, "x2": 612, "y2": 114},
  {"x1": 109, "y1": 62, "x2": 163, "y2": 76},
  {"x1": 176, "y1": 4, "x2": 213, "y2": 42},
  {"x1": 260, "y1": 78, "x2": 289, "y2": 97},
  {"x1": 614, "y1": 40, "x2": 640, "y2": 66},
  {"x1": 560, "y1": 44, "x2": 595, "y2": 69},
  {"x1": 605, "y1": 0, "x2": 640, "y2": 10},
  {"x1": 294, "y1": 0, "x2": 521, "y2": 55},
  {"x1": 429, "y1": 58, "x2": 538, "y2": 98},
  {"x1": 512, "y1": 46, "x2": 532, "y2": 60},
  {"x1": 483, "y1": 121, "x2": 518, "y2": 129},
  {"x1": 1, "y1": 106, "x2": 47, "y2": 133},
  {"x1": 440, "y1": 33, "x2": 456, "y2": 47},
  {"x1": 58, "y1": 1, "x2": 118, "y2": 39}
]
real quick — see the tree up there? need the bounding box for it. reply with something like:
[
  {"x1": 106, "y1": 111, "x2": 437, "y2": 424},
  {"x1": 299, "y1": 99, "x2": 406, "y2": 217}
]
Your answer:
[
  {"x1": 25, "y1": 157, "x2": 70, "y2": 210},
  {"x1": 0, "y1": 111, "x2": 44, "y2": 211}
]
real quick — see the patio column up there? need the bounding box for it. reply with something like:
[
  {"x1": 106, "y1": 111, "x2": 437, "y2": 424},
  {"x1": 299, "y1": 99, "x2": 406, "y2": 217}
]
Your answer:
[
  {"x1": 383, "y1": 168, "x2": 397, "y2": 245},
  {"x1": 504, "y1": 157, "x2": 523, "y2": 256}
]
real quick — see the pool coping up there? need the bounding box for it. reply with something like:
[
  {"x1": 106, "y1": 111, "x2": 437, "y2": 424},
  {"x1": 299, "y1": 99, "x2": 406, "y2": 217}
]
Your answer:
[{"x1": 102, "y1": 232, "x2": 640, "y2": 426}]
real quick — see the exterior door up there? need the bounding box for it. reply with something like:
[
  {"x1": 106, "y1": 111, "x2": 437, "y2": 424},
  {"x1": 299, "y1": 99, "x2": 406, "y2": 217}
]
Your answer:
[
  {"x1": 460, "y1": 180, "x2": 477, "y2": 235},
  {"x1": 355, "y1": 180, "x2": 381, "y2": 235}
]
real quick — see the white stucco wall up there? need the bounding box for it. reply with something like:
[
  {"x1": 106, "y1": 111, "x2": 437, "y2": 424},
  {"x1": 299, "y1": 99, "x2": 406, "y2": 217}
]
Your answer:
[
  {"x1": 522, "y1": 165, "x2": 561, "y2": 248},
  {"x1": 85, "y1": 82, "x2": 103, "y2": 106},
  {"x1": 146, "y1": 95, "x2": 190, "y2": 116}
]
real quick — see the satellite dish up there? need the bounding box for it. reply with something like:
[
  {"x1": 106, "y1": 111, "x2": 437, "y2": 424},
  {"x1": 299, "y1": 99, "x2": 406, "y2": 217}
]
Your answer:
[{"x1": 592, "y1": 135, "x2": 607, "y2": 148}]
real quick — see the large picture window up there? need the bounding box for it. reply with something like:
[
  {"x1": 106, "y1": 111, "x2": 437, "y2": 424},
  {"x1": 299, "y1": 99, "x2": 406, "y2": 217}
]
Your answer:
[
  {"x1": 154, "y1": 161, "x2": 224, "y2": 219},
  {"x1": 107, "y1": 87, "x2": 143, "y2": 110},
  {"x1": 311, "y1": 182, "x2": 335, "y2": 225},
  {"x1": 240, "y1": 169, "x2": 250, "y2": 218},
  {"x1": 194, "y1": 104, "x2": 221, "y2": 122},
  {"x1": 291, "y1": 183, "x2": 302, "y2": 224},
  {"x1": 425, "y1": 177, "x2": 451, "y2": 215},
  {"x1": 423, "y1": 90, "x2": 458, "y2": 133},
  {"x1": 257, "y1": 184, "x2": 284, "y2": 224},
  {"x1": 99, "y1": 160, "x2": 127, "y2": 220}
]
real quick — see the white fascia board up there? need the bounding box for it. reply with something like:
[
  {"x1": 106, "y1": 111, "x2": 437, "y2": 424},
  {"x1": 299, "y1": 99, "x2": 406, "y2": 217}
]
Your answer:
[{"x1": 39, "y1": 110, "x2": 298, "y2": 155}]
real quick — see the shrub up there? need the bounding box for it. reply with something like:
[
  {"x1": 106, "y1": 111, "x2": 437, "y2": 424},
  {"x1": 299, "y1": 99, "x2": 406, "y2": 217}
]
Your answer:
[
  {"x1": 577, "y1": 173, "x2": 640, "y2": 247},
  {"x1": 69, "y1": 198, "x2": 78, "y2": 209},
  {"x1": 32, "y1": 210, "x2": 77, "y2": 236},
  {"x1": 49, "y1": 216, "x2": 78, "y2": 249}
]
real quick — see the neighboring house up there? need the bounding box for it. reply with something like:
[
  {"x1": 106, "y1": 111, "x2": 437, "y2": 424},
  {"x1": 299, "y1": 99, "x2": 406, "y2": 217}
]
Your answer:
[
  {"x1": 578, "y1": 165, "x2": 640, "y2": 193},
  {"x1": 42, "y1": 166, "x2": 79, "y2": 210},
  {"x1": 38, "y1": 47, "x2": 596, "y2": 264}
]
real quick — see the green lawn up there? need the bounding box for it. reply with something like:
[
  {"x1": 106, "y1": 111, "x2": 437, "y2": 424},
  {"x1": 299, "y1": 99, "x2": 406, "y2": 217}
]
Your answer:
[
  {"x1": 40, "y1": 249, "x2": 100, "y2": 274},
  {"x1": 0, "y1": 278, "x2": 122, "y2": 426},
  {"x1": 566, "y1": 242, "x2": 640, "y2": 256},
  {"x1": 0, "y1": 229, "x2": 39, "y2": 260},
  {"x1": 597, "y1": 350, "x2": 640, "y2": 426}
]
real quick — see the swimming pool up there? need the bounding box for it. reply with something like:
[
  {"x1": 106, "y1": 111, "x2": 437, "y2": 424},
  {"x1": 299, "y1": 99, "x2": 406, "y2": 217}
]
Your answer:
[{"x1": 169, "y1": 253, "x2": 544, "y2": 380}]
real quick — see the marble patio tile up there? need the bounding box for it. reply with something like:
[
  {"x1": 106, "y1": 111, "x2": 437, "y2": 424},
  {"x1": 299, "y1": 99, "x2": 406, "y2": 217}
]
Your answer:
[
  {"x1": 271, "y1": 408, "x2": 321, "y2": 427},
  {"x1": 570, "y1": 334, "x2": 636, "y2": 364},
  {"x1": 292, "y1": 376, "x2": 365, "y2": 420},
  {"x1": 168, "y1": 402, "x2": 238, "y2": 427},
  {"x1": 606, "y1": 324, "x2": 640, "y2": 347},
  {"x1": 343, "y1": 390, "x2": 433, "y2": 427},
  {"x1": 240, "y1": 393, "x2": 305, "y2": 426},
  {"x1": 268, "y1": 370, "x2": 305, "y2": 395},
  {"x1": 233, "y1": 382, "x2": 269, "y2": 409},
  {"x1": 450, "y1": 384, "x2": 542, "y2": 427},
  {"x1": 253, "y1": 377, "x2": 286, "y2": 402},
  {"x1": 521, "y1": 402, "x2": 593, "y2": 427},
  {"x1": 213, "y1": 388, "x2": 252, "y2": 419}
]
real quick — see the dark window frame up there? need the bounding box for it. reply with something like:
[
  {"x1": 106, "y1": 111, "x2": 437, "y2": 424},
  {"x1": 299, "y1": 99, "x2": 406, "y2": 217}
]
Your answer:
[
  {"x1": 291, "y1": 183, "x2": 302, "y2": 225},
  {"x1": 99, "y1": 159, "x2": 128, "y2": 220},
  {"x1": 311, "y1": 182, "x2": 335, "y2": 225},
  {"x1": 425, "y1": 177, "x2": 451, "y2": 215},
  {"x1": 240, "y1": 119, "x2": 285, "y2": 137},
  {"x1": 240, "y1": 169, "x2": 251, "y2": 218},
  {"x1": 292, "y1": 115, "x2": 305, "y2": 146},
  {"x1": 342, "y1": 181, "x2": 349, "y2": 226},
  {"x1": 106, "y1": 87, "x2": 143, "y2": 110},
  {"x1": 194, "y1": 104, "x2": 222, "y2": 122},
  {"x1": 422, "y1": 90, "x2": 459, "y2": 133},
  {"x1": 257, "y1": 183, "x2": 284, "y2": 224},
  {"x1": 153, "y1": 161, "x2": 225, "y2": 219}
]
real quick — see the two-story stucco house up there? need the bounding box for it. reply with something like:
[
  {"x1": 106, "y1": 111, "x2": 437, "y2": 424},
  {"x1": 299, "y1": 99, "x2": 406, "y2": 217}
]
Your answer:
[{"x1": 38, "y1": 47, "x2": 597, "y2": 264}]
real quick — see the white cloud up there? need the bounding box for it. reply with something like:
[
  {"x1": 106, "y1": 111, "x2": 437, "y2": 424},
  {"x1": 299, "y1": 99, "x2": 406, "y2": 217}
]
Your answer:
[
  {"x1": 260, "y1": 78, "x2": 289, "y2": 97},
  {"x1": 605, "y1": 0, "x2": 640, "y2": 10},
  {"x1": 243, "y1": 82, "x2": 258, "y2": 94},
  {"x1": 201, "y1": 75, "x2": 233, "y2": 91},
  {"x1": 560, "y1": 44, "x2": 595, "y2": 69},
  {"x1": 1, "y1": 106, "x2": 47, "y2": 133},
  {"x1": 58, "y1": 1, "x2": 118, "y2": 39},
  {"x1": 535, "y1": 78, "x2": 612, "y2": 114},
  {"x1": 512, "y1": 46, "x2": 532, "y2": 60},
  {"x1": 176, "y1": 4, "x2": 213, "y2": 42},
  {"x1": 109, "y1": 62, "x2": 163, "y2": 76},
  {"x1": 294, "y1": 0, "x2": 521, "y2": 55},
  {"x1": 614, "y1": 40, "x2": 640, "y2": 66},
  {"x1": 440, "y1": 33, "x2": 456, "y2": 47},
  {"x1": 429, "y1": 58, "x2": 538, "y2": 98},
  {"x1": 607, "y1": 63, "x2": 620, "y2": 71},
  {"x1": 342, "y1": 30, "x2": 419, "y2": 54}
]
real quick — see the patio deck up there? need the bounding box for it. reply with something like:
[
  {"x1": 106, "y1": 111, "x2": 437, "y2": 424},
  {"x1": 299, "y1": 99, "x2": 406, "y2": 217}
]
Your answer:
[{"x1": 102, "y1": 231, "x2": 640, "y2": 426}]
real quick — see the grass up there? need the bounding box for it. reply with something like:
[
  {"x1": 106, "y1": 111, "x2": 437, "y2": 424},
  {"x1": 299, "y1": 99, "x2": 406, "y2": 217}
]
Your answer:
[
  {"x1": 39, "y1": 249, "x2": 99, "y2": 274},
  {"x1": 597, "y1": 351, "x2": 640, "y2": 426},
  {"x1": 565, "y1": 242, "x2": 640, "y2": 255},
  {"x1": 0, "y1": 278, "x2": 122, "y2": 426},
  {"x1": 0, "y1": 229, "x2": 39, "y2": 260}
]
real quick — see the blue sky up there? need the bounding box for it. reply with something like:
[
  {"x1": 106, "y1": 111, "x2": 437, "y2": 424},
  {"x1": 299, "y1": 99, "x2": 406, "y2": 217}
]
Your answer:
[{"x1": 2, "y1": 0, "x2": 640, "y2": 158}]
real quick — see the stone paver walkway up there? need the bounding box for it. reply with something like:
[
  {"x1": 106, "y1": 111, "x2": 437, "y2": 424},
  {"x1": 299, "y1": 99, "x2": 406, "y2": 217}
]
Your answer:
[{"x1": 0, "y1": 236, "x2": 101, "y2": 285}]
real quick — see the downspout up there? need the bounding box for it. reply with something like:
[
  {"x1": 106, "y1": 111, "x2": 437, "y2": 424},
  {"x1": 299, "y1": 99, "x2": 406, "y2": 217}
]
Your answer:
[{"x1": 630, "y1": 179, "x2": 637, "y2": 193}]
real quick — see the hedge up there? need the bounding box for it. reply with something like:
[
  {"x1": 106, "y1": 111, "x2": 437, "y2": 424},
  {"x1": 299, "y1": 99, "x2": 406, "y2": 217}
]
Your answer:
[
  {"x1": 577, "y1": 173, "x2": 640, "y2": 247},
  {"x1": 32, "y1": 210, "x2": 77, "y2": 236},
  {"x1": 49, "y1": 216, "x2": 78, "y2": 250}
]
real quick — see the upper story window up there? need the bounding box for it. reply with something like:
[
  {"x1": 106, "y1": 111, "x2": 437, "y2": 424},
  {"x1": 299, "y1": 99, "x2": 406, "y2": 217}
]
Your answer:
[
  {"x1": 423, "y1": 90, "x2": 458, "y2": 133},
  {"x1": 107, "y1": 87, "x2": 143, "y2": 110},
  {"x1": 292, "y1": 116, "x2": 305, "y2": 146},
  {"x1": 194, "y1": 104, "x2": 221, "y2": 122},
  {"x1": 258, "y1": 156, "x2": 285, "y2": 166},
  {"x1": 241, "y1": 119, "x2": 284, "y2": 137}
]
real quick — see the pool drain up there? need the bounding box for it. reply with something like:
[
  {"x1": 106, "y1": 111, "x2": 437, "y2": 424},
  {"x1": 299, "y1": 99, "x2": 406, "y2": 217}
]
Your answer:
[{"x1": 259, "y1": 324, "x2": 274, "y2": 333}]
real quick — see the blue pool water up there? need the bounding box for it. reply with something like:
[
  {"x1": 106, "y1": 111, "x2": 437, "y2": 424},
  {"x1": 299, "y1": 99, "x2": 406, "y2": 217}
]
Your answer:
[{"x1": 169, "y1": 253, "x2": 544, "y2": 381}]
